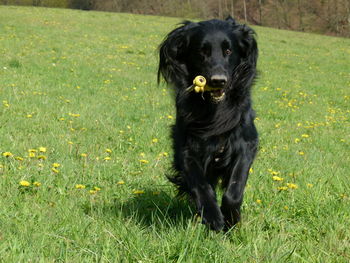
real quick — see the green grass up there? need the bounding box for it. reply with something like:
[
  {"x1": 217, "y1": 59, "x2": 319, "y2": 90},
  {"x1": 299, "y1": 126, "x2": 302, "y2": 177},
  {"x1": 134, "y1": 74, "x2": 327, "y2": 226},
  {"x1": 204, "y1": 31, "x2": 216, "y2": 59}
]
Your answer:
[{"x1": 1, "y1": 5, "x2": 349, "y2": 262}]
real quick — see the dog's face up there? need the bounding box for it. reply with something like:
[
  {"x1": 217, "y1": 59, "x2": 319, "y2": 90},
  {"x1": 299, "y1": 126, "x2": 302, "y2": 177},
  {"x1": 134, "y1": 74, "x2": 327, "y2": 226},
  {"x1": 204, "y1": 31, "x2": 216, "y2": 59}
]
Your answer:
[{"x1": 158, "y1": 17, "x2": 257, "y2": 101}]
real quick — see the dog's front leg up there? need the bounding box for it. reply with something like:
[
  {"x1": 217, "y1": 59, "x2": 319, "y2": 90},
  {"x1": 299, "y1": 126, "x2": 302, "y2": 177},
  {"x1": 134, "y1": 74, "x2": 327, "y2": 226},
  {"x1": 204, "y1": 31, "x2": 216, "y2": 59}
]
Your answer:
[
  {"x1": 183, "y1": 154, "x2": 225, "y2": 231},
  {"x1": 221, "y1": 156, "x2": 252, "y2": 229}
]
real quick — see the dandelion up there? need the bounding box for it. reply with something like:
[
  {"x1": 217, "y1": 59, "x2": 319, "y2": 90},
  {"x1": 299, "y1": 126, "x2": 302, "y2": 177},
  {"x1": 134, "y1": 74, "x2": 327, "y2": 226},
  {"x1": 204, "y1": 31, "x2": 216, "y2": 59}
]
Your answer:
[
  {"x1": 167, "y1": 115, "x2": 173, "y2": 119},
  {"x1": 105, "y1": 148, "x2": 112, "y2": 153},
  {"x1": 152, "y1": 138, "x2": 158, "y2": 143},
  {"x1": 139, "y1": 152, "x2": 145, "y2": 157},
  {"x1": 75, "y1": 184, "x2": 86, "y2": 189},
  {"x1": 89, "y1": 190, "x2": 97, "y2": 194},
  {"x1": 307, "y1": 183, "x2": 314, "y2": 188},
  {"x1": 286, "y1": 183, "x2": 298, "y2": 189},
  {"x1": 80, "y1": 153, "x2": 87, "y2": 157},
  {"x1": 133, "y1": 190, "x2": 145, "y2": 194},
  {"x1": 26, "y1": 114, "x2": 33, "y2": 118},
  {"x1": 298, "y1": 151, "x2": 305, "y2": 155},
  {"x1": 249, "y1": 167, "x2": 254, "y2": 174},
  {"x1": 301, "y1": 134, "x2": 309, "y2": 138},
  {"x1": 37, "y1": 155, "x2": 47, "y2": 160},
  {"x1": 33, "y1": 182, "x2": 41, "y2": 187},
  {"x1": 28, "y1": 152, "x2": 36, "y2": 158},
  {"x1": 283, "y1": 206, "x2": 289, "y2": 210},
  {"x1": 256, "y1": 199, "x2": 262, "y2": 204},
  {"x1": 104, "y1": 156, "x2": 111, "y2": 161},
  {"x1": 93, "y1": 186, "x2": 101, "y2": 191},
  {"x1": 51, "y1": 168, "x2": 59, "y2": 173},
  {"x1": 294, "y1": 138, "x2": 300, "y2": 143},
  {"x1": 52, "y1": 163, "x2": 60, "y2": 168},
  {"x1": 277, "y1": 186, "x2": 288, "y2": 191},
  {"x1": 272, "y1": 176, "x2": 284, "y2": 181},
  {"x1": 19, "y1": 180, "x2": 31, "y2": 187},
  {"x1": 39, "y1": 147, "x2": 47, "y2": 152},
  {"x1": 117, "y1": 180, "x2": 125, "y2": 185},
  {"x1": 15, "y1": 156, "x2": 24, "y2": 161},
  {"x1": 2, "y1": 152, "x2": 13, "y2": 157},
  {"x1": 139, "y1": 159, "x2": 149, "y2": 164}
]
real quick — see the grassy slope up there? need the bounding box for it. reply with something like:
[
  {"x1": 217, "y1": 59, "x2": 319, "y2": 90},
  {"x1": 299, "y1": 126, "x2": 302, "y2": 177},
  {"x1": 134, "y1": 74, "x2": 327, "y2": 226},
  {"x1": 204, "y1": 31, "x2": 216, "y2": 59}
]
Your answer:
[{"x1": 0, "y1": 6, "x2": 349, "y2": 262}]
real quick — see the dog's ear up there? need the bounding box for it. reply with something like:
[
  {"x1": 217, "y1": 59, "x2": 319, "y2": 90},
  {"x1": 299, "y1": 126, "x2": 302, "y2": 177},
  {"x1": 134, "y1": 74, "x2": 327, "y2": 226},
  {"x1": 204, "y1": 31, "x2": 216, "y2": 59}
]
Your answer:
[
  {"x1": 158, "y1": 21, "x2": 195, "y2": 84},
  {"x1": 236, "y1": 25, "x2": 258, "y2": 67},
  {"x1": 225, "y1": 15, "x2": 238, "y2": 25}
]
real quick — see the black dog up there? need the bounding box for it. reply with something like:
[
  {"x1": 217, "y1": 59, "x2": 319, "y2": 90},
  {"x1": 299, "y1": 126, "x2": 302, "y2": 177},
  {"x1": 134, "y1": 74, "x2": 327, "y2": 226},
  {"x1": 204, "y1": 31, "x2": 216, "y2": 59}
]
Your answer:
[{"x1": 158, "y1": 17, "x2": 258, "y2": 231}]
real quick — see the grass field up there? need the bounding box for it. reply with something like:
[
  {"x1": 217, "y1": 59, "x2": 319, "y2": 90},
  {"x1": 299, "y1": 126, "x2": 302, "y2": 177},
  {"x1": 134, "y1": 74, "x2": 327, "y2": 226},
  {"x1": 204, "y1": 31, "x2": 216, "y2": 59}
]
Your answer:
[{"x1": 1, "y1": 5, "x2": 349, "y2": 262}]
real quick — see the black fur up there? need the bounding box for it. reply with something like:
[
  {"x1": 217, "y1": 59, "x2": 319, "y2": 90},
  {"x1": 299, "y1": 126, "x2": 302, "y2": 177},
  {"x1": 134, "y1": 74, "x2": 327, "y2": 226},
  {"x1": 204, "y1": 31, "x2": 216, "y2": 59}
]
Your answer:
[{"x1": 158, "y1": 17, "x2": 258, "y2": 231}]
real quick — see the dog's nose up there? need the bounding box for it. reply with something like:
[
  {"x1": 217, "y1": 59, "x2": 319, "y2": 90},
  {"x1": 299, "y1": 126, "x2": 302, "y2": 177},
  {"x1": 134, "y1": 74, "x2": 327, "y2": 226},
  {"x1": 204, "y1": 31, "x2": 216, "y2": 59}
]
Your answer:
[{"x1": 210, "y1": 75, "x2": 227, "y2": 87}]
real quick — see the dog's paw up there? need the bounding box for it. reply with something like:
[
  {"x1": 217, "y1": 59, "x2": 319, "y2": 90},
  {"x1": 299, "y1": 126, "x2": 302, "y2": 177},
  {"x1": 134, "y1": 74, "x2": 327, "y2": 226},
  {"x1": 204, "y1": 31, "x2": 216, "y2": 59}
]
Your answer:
[{"x1": 200, "y1": 209, "x2": 225, "y2": 231}]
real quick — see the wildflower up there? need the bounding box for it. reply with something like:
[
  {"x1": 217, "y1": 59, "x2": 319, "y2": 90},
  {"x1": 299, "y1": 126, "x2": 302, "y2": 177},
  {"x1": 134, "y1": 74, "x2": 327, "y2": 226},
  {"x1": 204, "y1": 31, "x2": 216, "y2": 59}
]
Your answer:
[
  {"x1": 19, "y1": 180, "x2": 31, "y2": 187},
  {"x1": 307, "y1": 183, "x2": 314, "y2": 188},
  {"x1": 39, "y1": 147, "x2": 47, "y2": 152},
  {"x1": 2, "y1": 152, "x2": 13, "y2": 157},
  {"x1": 15, "y1": 156, "x2": 24, "y2": 161},
  {"x1": 26, "y1": 114, "x2": 33, "y2": 118},
  {"x1": 286, "y1": 183, "x2": 298, "y2": 189},
  {"x1": 117, "y1": 180, "x2": 125, "y2": 185},
  {"x1": 277, "y1": 186, "x2": 288, "y2": 191},
  {"x1": 272, "y1": 176, "x2": 284, "y2": 181},
  {"x1": 51, "y1": 168, "x2": 59, "y2": 173},
  {"x1": 104, "y1": 156, "x2": 111, "y2": 161},
  {"x1": 52, "y1": 163, "x2": 60, "y2": 168},
  {"x1": 152, "y1": 138, "x2": 158, "y2": 143},
  {"x1": 67, "y1": 141, "x2": 74, "y2": 145},
  {"x1": 283, "y1": 206, "x2": 289, "y2": 210},
  {"x1": 93, "y1": 186, "x2": 101, "y2": 191},
  {"x1": 38, "y1": 163, "x2": 44, "y2": 168},
  {"x1": 139, "y1": 152, "x2": 145, "y2": 157},
  {"x1": 167, "y1": 115, "x2": 173, "y2": 119},
  {"x1": 301, "y1": 134, "x2": 309, "y2": 138},
  {"x1": 28, "y1": 149, "x2": 37, "y2": 153},
  {"x1": 105, "y1": 148, "x2": 112, "y2": 153},
  {"x1": 28, "y1": 152, "x2": 36, "y2": 158},
  {"x1": 89, "y1": 190, "x2": 97, "y2": 194},
  {"x1": 249, "y1": 168, "x2": 253, "y2": 174},
  {"x1": 75, "y1": 184, "x2": 86, "y2": 189},
  {"x1": 69, "y1": 113, "x2": 80, "y2": 117},
  {"x1": 256, "y1": 199, "x2": 262, "y2": 204},
  {"x1": 33, "y1": 182, "x2": 41, "y2": 187},
  {"x1": 37, "y1": 155, "x2": 47, "y2": 160},
  {"x1": 294, "y1": 138, "x2": 300, "y2": 143},
  {"x1": 133, "y1": 190, "x2": 145, "y2": 194},
  {"x1": 80, "y1": 153, "x2": 87, "y2": 157},
  {"x1": 298, "y1": 151, "x2": 305, "y2": 155},
  {"x1": 139, "y1": 159, "x2": 149, "y2": 164}
]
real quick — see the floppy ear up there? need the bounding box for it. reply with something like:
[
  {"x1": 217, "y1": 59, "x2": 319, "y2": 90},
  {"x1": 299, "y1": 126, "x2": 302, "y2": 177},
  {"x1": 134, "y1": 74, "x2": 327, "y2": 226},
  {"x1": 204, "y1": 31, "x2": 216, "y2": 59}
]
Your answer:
[
  {"x1": 236, "y1": 25, "x2": 258, "y2": 67},
  {"x1": 158, "y1": 21, "x2": 195, "y2": 84}
]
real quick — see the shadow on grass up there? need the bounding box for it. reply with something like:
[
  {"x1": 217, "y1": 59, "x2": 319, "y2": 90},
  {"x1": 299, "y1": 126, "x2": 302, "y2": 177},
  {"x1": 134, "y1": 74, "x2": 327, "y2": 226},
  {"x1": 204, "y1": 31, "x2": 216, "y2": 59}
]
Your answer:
[{"x1": 93, "y1": 188, "x2": 196, "y2": 229}]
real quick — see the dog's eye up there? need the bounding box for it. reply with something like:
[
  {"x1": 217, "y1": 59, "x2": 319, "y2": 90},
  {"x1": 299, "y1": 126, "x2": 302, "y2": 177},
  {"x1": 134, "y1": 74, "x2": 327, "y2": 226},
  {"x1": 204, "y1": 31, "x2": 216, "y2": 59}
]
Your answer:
[{"x1": 225, "y1": 49, "x2": 232, "y2": 56}]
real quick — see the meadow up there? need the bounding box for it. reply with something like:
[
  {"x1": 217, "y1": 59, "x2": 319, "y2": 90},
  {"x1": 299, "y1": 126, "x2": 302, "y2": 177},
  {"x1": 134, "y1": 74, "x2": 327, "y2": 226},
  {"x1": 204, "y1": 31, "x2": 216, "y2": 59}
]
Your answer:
[{"x1": 0, "y1": 5, "x2": 349, "y2": 262}]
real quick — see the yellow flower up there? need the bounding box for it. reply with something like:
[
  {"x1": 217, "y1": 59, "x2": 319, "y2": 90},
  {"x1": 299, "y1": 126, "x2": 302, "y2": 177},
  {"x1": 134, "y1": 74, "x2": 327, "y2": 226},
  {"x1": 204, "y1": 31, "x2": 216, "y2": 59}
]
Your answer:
[
  {"x1": 152, "y1": 138, "x2": 158, "y2": 143},
  {"x1": 89, "y1": 190, "x2": 97, "y2": 194},
  {"x1": 256, "y1": 199, "x2": 262, "y2": 204},
  {"x1": 39, "y1": 147, "x2": 47, "y2": 152},
  {"x1": 104, "y1": 156, "x2": 111, "y2": 161},
  {"x1": 93, "y1": 186, "x2": 101, "y2": 191},
  {"x1": 51, "y1": 168, "x2": 59, "y2": 173},
  {"x1": 28, "y1": 152, "x2": 36, "y2": 158},
  {"x1": 52, "y1": 163, "x2": 60, "y2": 168},
  {"x1": 301, "y1": 134, "x2": 309, "y2": 138},
  {"x1": 80, "y1": 153, "x2": 87, "y2": 157},
  {"x1": 133, "y1": 190, "x2": 145, "y2": 194},
  {"x1": 139, "y1": 159, "x2": 149, "y2": 164},
  {"x1": 167, "y1": 115, "x2": 173, "y2": 119},
  {"x1": 294, "y1": 138, "x2": 300, "y2": 143},
  {"x1": 283, "y1": 206, "x2": 289, "y2": 210},
  {"x1": 139, "y1": 152, "x2": 145, "y2": 157},
  {"x1": 298, "y1": 151, "x2": 305, "y2": 155},
  {"x1": 33, "y1": 181, "x2": 41, "y2": 187},
  {"x1": 26, "y1": 114, "x2": 33, "y2": 118},
  {"x1": 105, "y1": 148, "x2": 112, "y2": 153},
  {"x1": 28, "y1": 149, "x2": 37, "y2": 153},
  {"x1": 37, "y1": 155, "x2": 47, "y2": 160},
  {"x1": 117, "y1": 180, "x2": 125, "y2": 185},
  {"x1": 272, "y1": 176, "x2": 284, "y2": 181},
  {"x1": 286, "y1": 183, "x2": 298, "y2": 189},
  {"x1": 69, "y1": 113, "x2": 80, "y2": 117},
  {"x1": 277, "y1": 186, "x2": 288, "y2": 191},
  {"x1": 307, "y1": 183, "x2": 314, "y2": 188},
  {"x1": 19, "y1": 180, "x2": 31, "y2": 187},
  {"x1": 249, "y1": 167, "x2": 253, "y2": 174},
  {"x1": 75, "y1": 184, "x2": 86, "y2": 189},
  {"x1": 15, "y1": 156, "x2": 24, "y2": 161},
  {"x1": 2, "y1": 152, "x2": 13, "y2": 157}
]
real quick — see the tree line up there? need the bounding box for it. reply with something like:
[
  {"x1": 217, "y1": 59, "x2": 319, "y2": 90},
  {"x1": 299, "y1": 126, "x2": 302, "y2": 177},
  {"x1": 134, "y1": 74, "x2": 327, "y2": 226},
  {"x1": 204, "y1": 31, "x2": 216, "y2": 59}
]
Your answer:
[{"x1": 2, "y1": 0, "x2": 349, "y2": 37}]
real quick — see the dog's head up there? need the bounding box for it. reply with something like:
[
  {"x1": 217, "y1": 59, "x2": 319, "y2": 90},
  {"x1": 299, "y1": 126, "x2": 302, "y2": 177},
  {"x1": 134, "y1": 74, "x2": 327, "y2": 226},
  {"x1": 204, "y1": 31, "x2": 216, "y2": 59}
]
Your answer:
[{"x1": 158, "y1": 17, "x2": 257, "y2": 101}]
